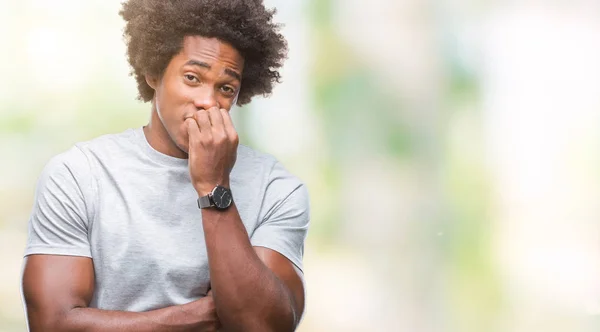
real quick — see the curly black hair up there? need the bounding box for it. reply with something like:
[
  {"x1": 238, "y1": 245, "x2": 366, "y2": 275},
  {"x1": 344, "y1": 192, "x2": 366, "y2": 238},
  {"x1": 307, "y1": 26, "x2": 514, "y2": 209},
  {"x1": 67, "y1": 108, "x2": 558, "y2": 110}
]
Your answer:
[{"x1": 119, "y1": 0, "x2": 288, "y2": 106}]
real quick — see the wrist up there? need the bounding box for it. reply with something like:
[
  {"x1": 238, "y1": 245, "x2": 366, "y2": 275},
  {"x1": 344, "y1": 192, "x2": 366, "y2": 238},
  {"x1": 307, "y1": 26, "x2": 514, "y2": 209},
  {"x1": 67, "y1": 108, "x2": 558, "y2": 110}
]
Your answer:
[
  {"x1": 171, "y1": 305, "x2": 200, "y2": 329},
  {"x1": 195, "y1": 181, "x2": 230, "y2": 197}
]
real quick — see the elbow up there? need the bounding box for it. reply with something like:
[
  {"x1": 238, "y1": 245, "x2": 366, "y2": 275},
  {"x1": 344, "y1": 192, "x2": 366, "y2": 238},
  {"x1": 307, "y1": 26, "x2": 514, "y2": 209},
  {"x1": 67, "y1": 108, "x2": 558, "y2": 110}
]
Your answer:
[
  {"x1": 28, "y1": 316, "x2": 68, "y2": 332},
  {"x1": 221, "y1": 303, "x2": 297, "y2": 332},
  {"x1": 227, "y1": 319, "x2": 295, "y2": 332},
  {"x1": 25, "y1": 306, "x2": 61, "y2": 332},
  {"x1": 28, "y1": 308, "x2": 82, "y2": 332}
]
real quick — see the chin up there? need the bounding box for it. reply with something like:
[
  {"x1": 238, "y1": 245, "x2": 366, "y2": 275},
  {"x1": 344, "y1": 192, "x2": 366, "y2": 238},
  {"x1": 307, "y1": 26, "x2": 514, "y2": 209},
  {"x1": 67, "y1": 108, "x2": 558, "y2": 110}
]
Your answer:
[
  {"x1": 175, "y1": 139, "x2": 190, "y2": 156},
  {"x1": 175, "y1": 122, "x2": 192, "y2": 155},
  {"x1": 181, "y1": 145, "x2": 191, "y2": 156},
  {"x1": 166, "y1": 128, "x2": 190, "y2": 156}
]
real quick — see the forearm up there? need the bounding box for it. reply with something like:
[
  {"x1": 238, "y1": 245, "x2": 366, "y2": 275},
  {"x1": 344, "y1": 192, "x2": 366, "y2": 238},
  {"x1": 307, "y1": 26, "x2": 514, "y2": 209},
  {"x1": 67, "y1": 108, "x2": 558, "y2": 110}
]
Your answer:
[
  {"x1": 32, "y1": 299, "x2": 210, "y2": 332},
  {"x1": 202, "y1": 204, "x2": 296, "y2": 332}
]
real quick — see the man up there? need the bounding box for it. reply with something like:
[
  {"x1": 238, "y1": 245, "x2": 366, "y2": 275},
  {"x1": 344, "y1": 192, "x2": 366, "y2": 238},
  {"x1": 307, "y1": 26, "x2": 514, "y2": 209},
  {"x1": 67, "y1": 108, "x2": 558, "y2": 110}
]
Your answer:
[{"x1": 21, "y1": 1, "x2": 309, "y2": 331}]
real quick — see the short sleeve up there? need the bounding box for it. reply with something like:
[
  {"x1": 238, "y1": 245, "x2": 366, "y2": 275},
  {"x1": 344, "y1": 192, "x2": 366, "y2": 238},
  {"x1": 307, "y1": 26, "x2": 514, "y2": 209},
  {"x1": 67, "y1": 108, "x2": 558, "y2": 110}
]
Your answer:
[
  {"x1": 251, "y1": 161, "x2": 310, "y2": 273},
  {"x1": 24, "y1": 146, "x2": 94, "y2": 258}
]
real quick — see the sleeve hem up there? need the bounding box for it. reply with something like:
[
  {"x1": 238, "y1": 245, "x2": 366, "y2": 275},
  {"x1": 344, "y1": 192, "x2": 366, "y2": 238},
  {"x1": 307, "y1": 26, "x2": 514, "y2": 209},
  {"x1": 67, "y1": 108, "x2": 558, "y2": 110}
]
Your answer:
[
  {"x1": 24, "y1": 245, "x2": 92, "y2": 258},
  {"x1": 251, "y1": 241, "x2": 304, "y2": 274}
]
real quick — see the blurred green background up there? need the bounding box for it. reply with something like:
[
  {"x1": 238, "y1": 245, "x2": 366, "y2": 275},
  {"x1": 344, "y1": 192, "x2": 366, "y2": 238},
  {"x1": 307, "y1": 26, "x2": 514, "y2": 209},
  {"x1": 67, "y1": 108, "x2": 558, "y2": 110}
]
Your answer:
[{"x1": 2, "y1": 0, "x2": 600, "y2": 331}]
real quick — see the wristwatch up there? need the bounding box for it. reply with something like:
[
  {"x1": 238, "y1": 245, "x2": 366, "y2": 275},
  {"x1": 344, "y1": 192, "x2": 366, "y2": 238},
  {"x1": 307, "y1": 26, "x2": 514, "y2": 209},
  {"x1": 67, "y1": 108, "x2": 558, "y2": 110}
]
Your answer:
[{"x1": 197, "y1": 185, "x2": 233, "y2": 210}]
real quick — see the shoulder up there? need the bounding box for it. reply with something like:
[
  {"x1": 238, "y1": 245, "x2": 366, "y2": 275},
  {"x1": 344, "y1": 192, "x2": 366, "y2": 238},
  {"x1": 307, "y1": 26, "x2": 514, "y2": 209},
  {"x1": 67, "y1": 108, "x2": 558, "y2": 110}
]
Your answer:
[
  {"x1": 235, "y1": 144, "x2": 277, "y2": 169},
  {"x1": 235, "y1": 144, "x2": 308, "y2": 210},
  {"x1": 34, "y1": 143, "x2": 96, "y2": 224},
  {"x1": 233, "y1": 144, "x2": 275, "y2": 180},
  {"x1": 73, "y1": 128, "x2": 137, "y2": 159},
  {"x1": 42, "y1": 145, "x2": 90, "y2": 184},
  {"x1": 41, "y1": 128, "x2": 136, "y2": 179},
  {"x1": 37, "y1": 129, "x2": 138, "y2": 206},
  {"x1": 234, "y1": 144, "x2": 304, "y2": 188}
]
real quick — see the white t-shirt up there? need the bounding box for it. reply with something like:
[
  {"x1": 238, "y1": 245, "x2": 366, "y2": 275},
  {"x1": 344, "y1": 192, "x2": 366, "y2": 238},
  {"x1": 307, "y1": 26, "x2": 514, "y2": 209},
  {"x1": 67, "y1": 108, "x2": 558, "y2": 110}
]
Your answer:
[{"x1": 24, "y1": 127, "x2": 309, "y2": 312}]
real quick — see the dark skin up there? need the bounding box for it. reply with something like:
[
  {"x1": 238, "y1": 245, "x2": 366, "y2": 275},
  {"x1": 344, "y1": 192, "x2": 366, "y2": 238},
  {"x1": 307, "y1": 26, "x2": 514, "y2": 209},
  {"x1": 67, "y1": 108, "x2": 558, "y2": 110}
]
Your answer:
[{"x1": 22, "y1": 36, "x2": 305, "y2": 332}]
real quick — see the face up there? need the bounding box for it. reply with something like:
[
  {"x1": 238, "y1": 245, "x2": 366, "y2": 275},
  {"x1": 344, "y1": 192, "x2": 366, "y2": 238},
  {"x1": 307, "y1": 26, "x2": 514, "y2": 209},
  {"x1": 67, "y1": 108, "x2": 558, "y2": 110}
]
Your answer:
[{"x1": 146, "y1": 36, "x2": 244, "y2": 154}]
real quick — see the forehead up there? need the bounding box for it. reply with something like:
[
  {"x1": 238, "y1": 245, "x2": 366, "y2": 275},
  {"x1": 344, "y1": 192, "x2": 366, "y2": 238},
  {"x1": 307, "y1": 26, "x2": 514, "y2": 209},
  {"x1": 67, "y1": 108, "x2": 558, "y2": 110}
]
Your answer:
[{"x1": 177, "y1": 35, "x2": 244, "y2": 72}]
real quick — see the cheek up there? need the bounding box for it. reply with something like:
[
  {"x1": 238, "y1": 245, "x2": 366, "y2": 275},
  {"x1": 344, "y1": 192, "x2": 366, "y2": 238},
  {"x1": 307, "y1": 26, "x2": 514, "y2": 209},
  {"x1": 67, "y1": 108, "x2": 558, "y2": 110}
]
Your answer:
[
  {"x1": 156, "y1": 82, "x2": 194, "y2": 116},
  {"x1": 169, "y1": 82, "x2": 197, "y2": 107},
  {"x1": 216, "y1": 95, "x2": 235, "y2": 111}
]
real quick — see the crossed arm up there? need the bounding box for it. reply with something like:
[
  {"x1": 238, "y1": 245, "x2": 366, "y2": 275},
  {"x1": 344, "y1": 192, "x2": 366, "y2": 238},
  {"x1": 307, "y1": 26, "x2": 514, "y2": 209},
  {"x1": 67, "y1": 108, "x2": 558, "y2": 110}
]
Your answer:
[
  {"x1": 23, "y1": 254, "x2": 220, "y2": 332},
  {"x1": 23, "y1": 108, "x2": 307, "y2": 331},
  {"x1": 22, "y1": 206, "x2": 305, "y2": 332}
]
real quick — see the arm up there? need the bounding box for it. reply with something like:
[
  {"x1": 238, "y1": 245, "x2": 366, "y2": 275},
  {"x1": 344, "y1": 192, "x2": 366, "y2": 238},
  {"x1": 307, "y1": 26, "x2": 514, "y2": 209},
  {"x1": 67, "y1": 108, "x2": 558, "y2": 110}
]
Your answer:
[
  {"x1": 22, "y1": 254, "x2": 220, "y2": 332},
  {"x1": 23, "y1": 147, "x2": 219, "y2": 331},
  {"x1": 186, "y1": 108, "x2": 306, "y2": 332},
  {"x1": 202, "y1": 206, "x2": 305, "y2": 332}
]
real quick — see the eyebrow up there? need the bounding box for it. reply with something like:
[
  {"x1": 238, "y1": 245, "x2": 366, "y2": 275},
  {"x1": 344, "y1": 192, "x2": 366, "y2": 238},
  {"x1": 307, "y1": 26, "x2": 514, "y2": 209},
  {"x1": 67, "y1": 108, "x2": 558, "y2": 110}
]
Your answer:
[{"x1": 184, "y1": 60, "x2": 242, "y2": 82}]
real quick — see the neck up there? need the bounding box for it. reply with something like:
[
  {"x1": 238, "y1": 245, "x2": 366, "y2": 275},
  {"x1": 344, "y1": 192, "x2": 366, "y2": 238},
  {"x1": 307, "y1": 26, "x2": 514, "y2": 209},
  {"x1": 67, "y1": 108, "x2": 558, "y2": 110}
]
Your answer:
[{"x1": 143, "y1": 103, "x2": 188, "y2": 159}]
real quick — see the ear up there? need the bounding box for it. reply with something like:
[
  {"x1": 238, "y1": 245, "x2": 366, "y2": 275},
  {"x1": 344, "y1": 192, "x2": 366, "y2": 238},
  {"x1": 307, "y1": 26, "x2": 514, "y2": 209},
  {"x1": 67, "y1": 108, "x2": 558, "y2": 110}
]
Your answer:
[{"x1": 145, "y1": 74, "x2": 158, "y2": 90}]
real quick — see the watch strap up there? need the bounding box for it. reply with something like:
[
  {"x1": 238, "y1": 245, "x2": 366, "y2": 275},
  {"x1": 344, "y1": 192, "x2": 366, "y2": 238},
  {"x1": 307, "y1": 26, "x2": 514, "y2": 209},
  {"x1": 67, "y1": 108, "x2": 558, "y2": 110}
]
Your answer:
[{"x1": 197, "y1": 195, "x2": 213, "y2": 209}]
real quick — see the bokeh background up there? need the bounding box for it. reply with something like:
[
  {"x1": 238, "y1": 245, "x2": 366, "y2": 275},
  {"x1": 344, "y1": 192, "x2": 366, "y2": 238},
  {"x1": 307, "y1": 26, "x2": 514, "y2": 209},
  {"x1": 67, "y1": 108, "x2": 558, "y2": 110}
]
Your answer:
[{"x1": 2, "y1": 0, "x2": 600, "y2": 331}]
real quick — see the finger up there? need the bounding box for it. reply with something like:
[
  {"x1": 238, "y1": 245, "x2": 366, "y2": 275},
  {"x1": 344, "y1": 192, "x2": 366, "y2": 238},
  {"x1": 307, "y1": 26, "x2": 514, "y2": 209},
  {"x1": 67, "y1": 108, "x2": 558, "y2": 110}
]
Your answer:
[
  {"x1": 194, "y1": 110, "x2": 212, "y2": 133},
  {"x1": 186, "y1": 118, "x2": 201, "y2": 146},
  {"x1": 220, "y1": 108, "x2": 238, "y2": 142},
  {"x1": 208, "y1": 106, "x2": 225, "y2": 130}
]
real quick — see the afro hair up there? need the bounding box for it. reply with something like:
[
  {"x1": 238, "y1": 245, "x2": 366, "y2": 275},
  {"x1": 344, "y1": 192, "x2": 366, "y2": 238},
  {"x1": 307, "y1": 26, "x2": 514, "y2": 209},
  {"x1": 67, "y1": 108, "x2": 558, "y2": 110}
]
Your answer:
[{"x1": 119, "y1": 0, "x2": 288, "y2": 105}]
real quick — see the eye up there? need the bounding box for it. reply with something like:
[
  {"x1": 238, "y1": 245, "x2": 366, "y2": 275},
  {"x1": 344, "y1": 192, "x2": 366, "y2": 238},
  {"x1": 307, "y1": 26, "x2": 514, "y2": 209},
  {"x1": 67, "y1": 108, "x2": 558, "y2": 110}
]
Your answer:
[
  {"x1": 184, "y1": 74, "x2": 199, "y2": 83},
  {"x1": 220, "y1": 85, "x2": 236, "y2": 96}
]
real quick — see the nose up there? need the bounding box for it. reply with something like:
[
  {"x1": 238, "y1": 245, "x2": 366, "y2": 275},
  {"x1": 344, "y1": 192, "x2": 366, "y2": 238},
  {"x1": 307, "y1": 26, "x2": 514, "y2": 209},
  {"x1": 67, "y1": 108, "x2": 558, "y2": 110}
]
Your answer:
[{"x1": 192, "y1": 85, "x2": 219, "y2": 110}]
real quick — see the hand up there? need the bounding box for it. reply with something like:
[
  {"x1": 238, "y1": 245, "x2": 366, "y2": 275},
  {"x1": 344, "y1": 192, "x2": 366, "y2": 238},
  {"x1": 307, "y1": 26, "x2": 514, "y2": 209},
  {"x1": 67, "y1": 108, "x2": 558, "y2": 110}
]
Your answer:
[
  {"x1": 180, "y1": 291, "x2": 221, "y2": 332},
  {"x1": 186, "y1": 107, "x2": 239, "y2": 196}
]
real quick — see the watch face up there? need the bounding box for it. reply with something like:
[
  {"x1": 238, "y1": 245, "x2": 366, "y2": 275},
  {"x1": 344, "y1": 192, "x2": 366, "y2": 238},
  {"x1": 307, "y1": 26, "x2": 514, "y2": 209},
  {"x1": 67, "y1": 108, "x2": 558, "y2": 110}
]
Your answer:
[{"x1": 212, "y1": 186, "x2": 233, "y2": 210}]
